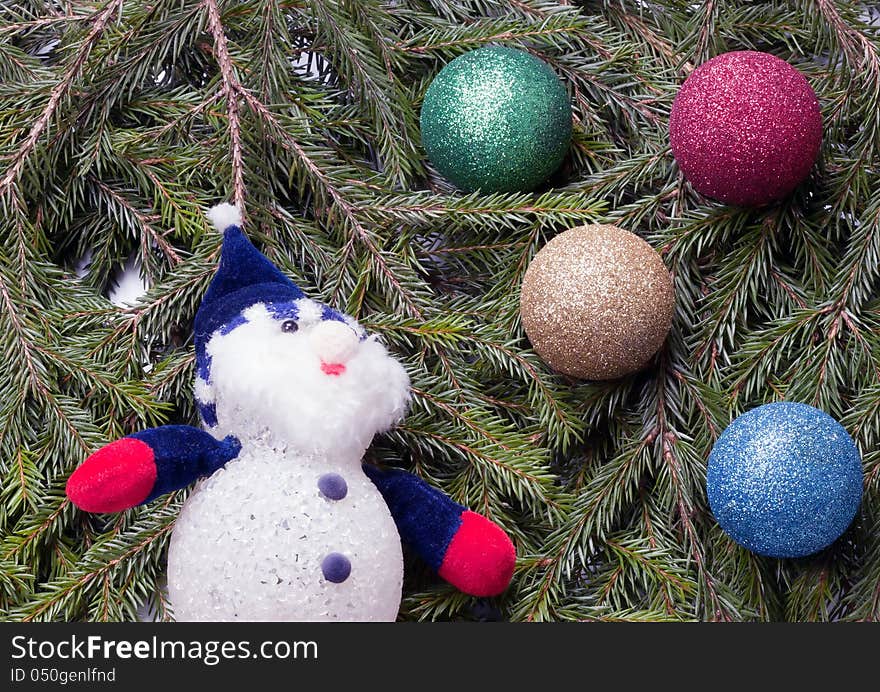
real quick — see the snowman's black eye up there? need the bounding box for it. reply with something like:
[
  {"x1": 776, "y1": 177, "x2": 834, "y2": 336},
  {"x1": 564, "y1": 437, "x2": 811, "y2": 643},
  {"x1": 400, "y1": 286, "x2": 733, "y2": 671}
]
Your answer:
[{"x1": 281, "y1": 320, "x2": 299, "y2": 333}]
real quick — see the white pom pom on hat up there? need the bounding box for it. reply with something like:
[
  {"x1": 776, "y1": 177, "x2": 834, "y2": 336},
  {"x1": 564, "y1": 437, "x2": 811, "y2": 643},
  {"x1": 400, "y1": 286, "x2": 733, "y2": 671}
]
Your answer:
[{"x1": 206, "y1": 203, "x2": 242, "y2": 232}]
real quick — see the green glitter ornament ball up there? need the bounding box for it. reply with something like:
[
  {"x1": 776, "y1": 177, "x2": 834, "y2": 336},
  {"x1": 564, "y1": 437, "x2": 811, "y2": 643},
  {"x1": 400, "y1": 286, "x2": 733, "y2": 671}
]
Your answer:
[{"x1": 420, "y1": 46, "x2": 573, "y2": 193}]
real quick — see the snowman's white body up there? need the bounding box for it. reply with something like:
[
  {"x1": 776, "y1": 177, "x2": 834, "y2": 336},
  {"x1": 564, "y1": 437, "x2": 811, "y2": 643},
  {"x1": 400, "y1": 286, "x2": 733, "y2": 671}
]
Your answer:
[
  {"x1": 167, "y1": 443, "x2": 403, "y2": 621},
  {"x1": 168, "y1": 286, "x2": 412, "y2": 622}
]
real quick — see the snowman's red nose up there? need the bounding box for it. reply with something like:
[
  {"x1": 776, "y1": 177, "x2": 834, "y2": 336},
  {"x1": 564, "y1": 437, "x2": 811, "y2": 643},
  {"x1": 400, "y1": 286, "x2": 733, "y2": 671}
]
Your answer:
[{"x1": 321, "y1": 362, "x2": 346, "y2": 376}]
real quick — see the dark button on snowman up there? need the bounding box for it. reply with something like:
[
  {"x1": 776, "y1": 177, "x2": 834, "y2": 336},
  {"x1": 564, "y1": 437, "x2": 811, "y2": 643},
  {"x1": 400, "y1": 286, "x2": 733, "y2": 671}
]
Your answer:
[
  {"x1": 66, "y1": 204, "x2": 516, "y2": 621},
  {"x1": 318, "y1": 473, "x2": 347, "y2": 501}
]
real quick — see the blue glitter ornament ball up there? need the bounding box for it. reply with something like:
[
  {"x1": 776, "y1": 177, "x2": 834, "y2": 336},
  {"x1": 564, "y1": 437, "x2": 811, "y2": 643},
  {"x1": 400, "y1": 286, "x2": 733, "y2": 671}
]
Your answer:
[
  {"x1": 707, "y1": 402, "x2": 862, "y2": 558},
  {"x1": 420, "y1": 46, "x2": 572, "y2": 193}
]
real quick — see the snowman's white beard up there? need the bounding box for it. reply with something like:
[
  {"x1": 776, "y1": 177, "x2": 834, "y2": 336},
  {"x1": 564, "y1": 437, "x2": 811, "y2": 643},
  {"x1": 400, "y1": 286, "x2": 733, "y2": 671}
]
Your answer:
[{"x1": 207, "y1": 332, "x2": 410, "y2": 461}]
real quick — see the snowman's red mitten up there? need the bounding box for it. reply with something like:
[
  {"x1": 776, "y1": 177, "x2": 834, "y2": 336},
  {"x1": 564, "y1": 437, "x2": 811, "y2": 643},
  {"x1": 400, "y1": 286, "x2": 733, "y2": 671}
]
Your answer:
[
  {"x1": 66, "y1": 426, "x2": 240, "y2": 513},
  {"x1": 363, "y1": 464, "x2": 516, "y2": 597}
]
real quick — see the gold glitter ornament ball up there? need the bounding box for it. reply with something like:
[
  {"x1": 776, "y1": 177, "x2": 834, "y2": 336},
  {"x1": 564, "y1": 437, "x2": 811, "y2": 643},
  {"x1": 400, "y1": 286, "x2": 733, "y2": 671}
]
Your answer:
[{"x1": 520, "y1": 225, "x2": 674, "y2": 380}]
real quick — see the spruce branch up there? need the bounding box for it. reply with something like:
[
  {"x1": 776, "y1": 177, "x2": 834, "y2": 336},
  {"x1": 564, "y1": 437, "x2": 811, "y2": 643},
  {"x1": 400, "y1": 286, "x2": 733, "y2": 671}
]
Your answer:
[
  {"x1": 203, "y1": 0, "x2": 247, "y2": 211},
  {"x1": 0, "y1": 0, "x2": 122, "y2": 195},
  {"x1": 14, "y1": 513, "x2": 176, "y2": 622},
  {"x1": 237, "y1": 91, "x2": 427, "y2": 318},
  {"x1": 89, "y1": 176, "x2": 183, "y2": 268},
  {"x1": 813, "y1": 0, "x2": 880, "y2": 70},
  {"x1": 692, "y1": 0, "x2": 718, "y2": 64},
  {"x1": 610, "y1": 7, "x2": 694, "y2": 74},
  {"x1": 393, "y1": 15, "x2": 589, "y2": 55}
]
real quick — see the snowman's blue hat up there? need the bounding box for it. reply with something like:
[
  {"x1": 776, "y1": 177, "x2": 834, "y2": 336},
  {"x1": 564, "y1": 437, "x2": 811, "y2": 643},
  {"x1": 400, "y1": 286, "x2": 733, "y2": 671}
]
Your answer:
[{"x1": 194, "y1": 204, "x2": 304, "y2": 352}]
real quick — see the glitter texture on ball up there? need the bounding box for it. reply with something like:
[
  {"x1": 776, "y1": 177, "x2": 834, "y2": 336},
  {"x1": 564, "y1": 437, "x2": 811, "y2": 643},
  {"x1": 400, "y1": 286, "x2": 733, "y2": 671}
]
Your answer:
[
  {"x1": 706, "y1": 402, "x2": 862, "y2": 558},
  {"x1": 519, "y1": 224, "x2": 675, "y2": 380},
  {"x1": 420, "y1": 45, "x2": 572, "y2": 193},
  {"x1": 669, "y1": 50, "x2": 822, "y2": 207}
]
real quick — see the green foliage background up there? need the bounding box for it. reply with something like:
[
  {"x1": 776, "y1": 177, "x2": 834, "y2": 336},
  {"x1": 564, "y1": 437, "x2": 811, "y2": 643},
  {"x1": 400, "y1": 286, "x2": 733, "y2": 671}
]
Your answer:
[{"x1": 1, "y1": 0, "x2": 879, "y2": 621}]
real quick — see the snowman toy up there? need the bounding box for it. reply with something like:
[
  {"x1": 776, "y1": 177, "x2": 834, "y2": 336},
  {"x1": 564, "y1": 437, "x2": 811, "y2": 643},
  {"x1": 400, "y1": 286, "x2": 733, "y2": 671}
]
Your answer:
[{"x1": 66, "y1": 203, "x2": 516, "y2": 621}]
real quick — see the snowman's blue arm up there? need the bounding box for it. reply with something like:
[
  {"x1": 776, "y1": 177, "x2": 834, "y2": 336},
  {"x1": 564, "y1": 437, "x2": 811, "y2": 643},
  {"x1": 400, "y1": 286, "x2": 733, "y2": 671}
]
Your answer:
[
  {"x1": 66, "y1": 425, "x2": 241, "y2": 513},
  {"x1": 132, "y1": 427, "x2": 241, "y2": 503},
  {"x1": 363, "y1": 464, "x2": 516, "y2": 597},
  {"x1": 363, "y1": 464, "x2": 464, "y2": 570}
]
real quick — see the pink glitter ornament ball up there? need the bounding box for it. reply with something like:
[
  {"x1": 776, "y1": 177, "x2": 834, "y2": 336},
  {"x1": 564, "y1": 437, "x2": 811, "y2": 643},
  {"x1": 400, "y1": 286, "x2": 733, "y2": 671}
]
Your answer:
[{"x1": 669, "y1": 51, "x2": 822, "y2": 207}]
